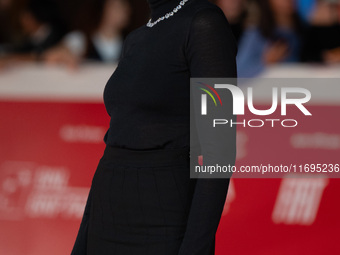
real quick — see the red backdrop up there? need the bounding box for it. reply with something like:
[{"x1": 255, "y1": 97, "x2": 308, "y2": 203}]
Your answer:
[{"x1": 1, "y1": 100, "x2": 339, "y2": 255}]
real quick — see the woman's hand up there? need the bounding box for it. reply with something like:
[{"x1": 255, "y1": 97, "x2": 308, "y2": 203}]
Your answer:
[
  {"x1": 263, "y1": 40, "x2": 289, "y2": 65},
  {"x1": 323, "y1": 47, "x2": 340, "y2": 64},
  {"x1": 42, "y1": 45, "x2": 80, "y2": 70}
]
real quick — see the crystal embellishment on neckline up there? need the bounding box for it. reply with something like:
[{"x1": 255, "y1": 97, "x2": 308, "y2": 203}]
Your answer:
[{"x1": 146, "y1": 0, "x2": 189, "y2": 28}]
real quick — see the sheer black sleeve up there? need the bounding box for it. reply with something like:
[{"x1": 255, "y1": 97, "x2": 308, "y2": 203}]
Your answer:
[{"x1": 178, "y1": 6, "x2": 237, "y2": 255}]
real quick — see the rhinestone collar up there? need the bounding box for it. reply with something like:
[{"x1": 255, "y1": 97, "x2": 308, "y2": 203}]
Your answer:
[{"x1": 146, "y1": 0, "x2": 189, "y2": 27}]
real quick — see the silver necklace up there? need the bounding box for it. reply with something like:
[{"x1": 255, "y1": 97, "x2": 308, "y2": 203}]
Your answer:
[{"x1": 146, "y1": 0, "x2": 189, "y2": 28}]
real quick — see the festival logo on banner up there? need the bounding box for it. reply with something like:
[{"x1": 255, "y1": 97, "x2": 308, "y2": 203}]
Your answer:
[
  {"x1": 0, "y1": 161, "x2": 88, "y2": 220},
  {"x1": 272, "y1": 174, "x2": 329, "y2": 225}
]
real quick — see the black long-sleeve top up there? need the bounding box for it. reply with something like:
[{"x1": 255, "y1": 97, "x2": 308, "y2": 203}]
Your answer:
[
  {"x1": 73, "y1": 0, "x2": 237, "y2": 254},
  {"x1": 103, "y1": 0, "x2": 237, "y2": 150}
]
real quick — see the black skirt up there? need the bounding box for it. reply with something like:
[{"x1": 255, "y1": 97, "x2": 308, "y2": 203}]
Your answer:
[{"x1": 71, "y1": 145, "x2": 201, "y2": 255}]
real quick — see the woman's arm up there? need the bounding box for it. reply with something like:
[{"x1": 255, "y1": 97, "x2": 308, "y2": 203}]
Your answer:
[{"x1": 179, "y1": 6, "x2": 237, "y2": 255}]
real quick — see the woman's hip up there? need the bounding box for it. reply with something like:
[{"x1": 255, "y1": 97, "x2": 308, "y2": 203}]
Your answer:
[{"x1": 88, "y1": 145, "x2": 196, "y2": 243}]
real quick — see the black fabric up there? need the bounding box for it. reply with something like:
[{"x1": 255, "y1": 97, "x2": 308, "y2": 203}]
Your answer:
[
  {"x1": 85, "y1": 37, "x2": 103, "y2": 62},
  {"x1": 71, "y1": 0, "x2": 237, "y2": 254},
  {"x1": 300, "y1": 24, "x2": 340, "y2": 62},
  {"x1": 7, "y1": 25, "x2": 64, "y2": 55},
  {"x1": 72, "y1": 145, "x2": 196, "y2": 255}
]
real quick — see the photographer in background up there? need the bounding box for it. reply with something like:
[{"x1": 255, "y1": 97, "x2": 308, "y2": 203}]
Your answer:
[
  {"x1": 0, "y1": 0, "x2": 65, "y2": 68},
  {"x1": 301, "y1": 0, "x2": 340, "y2": 63},
  {"x1": 43, "y1": 0, "x2": 131, "y2": 69},
  {"x1": 236, "y1": 0, "x2": 303, "y2": 77}
]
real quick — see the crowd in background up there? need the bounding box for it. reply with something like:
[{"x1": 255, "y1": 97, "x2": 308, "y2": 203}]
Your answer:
[{"x1": 0, "y1": 0, "x2": 339, "y2": 76}]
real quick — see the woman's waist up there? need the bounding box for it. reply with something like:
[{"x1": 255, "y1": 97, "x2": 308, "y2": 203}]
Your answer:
[{"x1": 100, "y1": 143, "x2": 190, "y2": 168}]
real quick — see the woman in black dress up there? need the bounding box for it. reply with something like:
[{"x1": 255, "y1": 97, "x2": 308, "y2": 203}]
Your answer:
[{"x1": 71, "y1": 0, "x2": 237, "y2": 254}]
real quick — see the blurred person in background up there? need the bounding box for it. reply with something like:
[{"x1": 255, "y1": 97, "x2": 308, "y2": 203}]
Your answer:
[
  {"x1": 296, "y1": 0, "x2": 316, "y2": 22},
  {"x1": 300, "y1": 0, "x2": 340, "y2": 63},
  {"x1": 0, "y1": 0, "x2": 13, "y2": 46},
  {"x1": 0, "y1": 0, "x2": 65, "y2": 68},
  {"x1": 214, "y1": 0, "x2": 248, "y2": 42},
  {"x1": 236, "y1": 0, "x2": 302, "y2": 77},
  {"x1": 44, "y1": 0, "x2": 131, "y2": 68}
]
